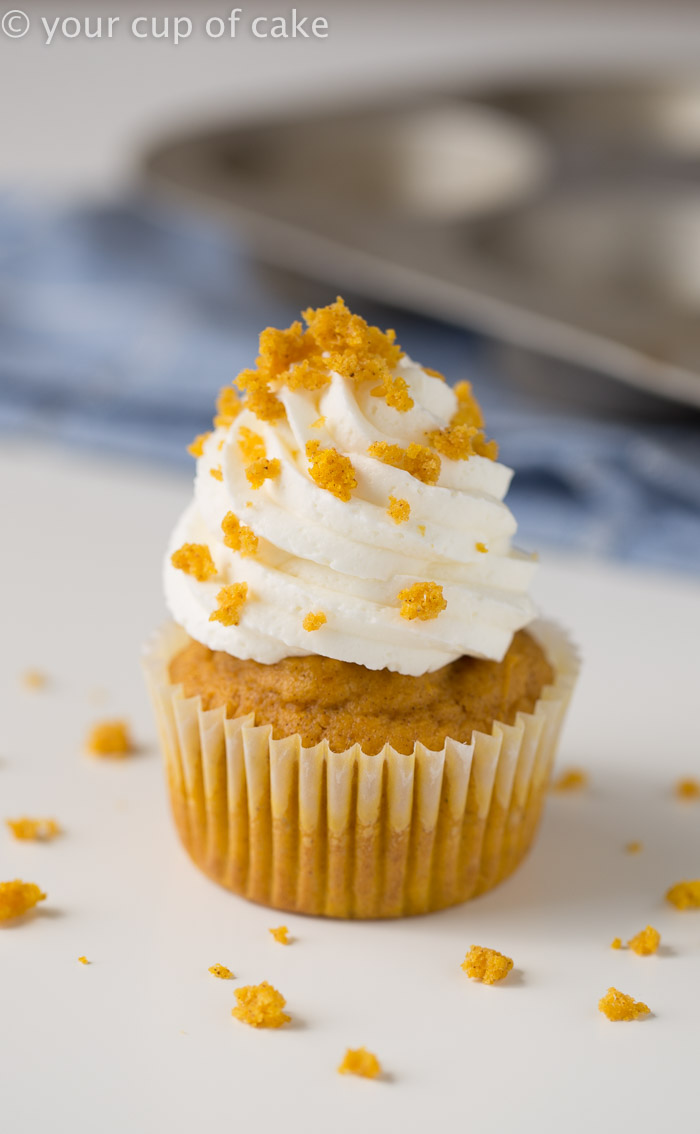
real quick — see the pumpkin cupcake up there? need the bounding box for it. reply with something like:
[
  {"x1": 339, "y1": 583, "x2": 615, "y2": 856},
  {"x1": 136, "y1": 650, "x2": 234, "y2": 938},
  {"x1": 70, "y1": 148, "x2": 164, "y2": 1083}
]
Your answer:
[{"x1": 143, "y1": 298, "x2": 578, "y2": 918}]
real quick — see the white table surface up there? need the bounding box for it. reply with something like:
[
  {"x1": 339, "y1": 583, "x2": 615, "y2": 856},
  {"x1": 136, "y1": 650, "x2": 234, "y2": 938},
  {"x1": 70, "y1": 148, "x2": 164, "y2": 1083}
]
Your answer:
[{"x1": 1, "y1": 440, "x2": 699, "y2": 1133}]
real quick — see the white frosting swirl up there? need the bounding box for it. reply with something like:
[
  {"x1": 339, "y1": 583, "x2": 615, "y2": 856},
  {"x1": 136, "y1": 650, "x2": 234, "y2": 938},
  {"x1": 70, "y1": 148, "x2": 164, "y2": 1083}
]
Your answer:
[{"x1": 164, "y1": 357, "x2": 537, "y2": 676}]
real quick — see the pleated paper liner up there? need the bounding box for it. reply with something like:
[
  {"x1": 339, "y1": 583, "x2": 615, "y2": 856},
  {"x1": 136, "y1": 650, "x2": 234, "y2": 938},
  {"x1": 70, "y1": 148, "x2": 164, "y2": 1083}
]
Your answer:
[{"x1": 143, "y1": 620, "x2": 578, "y2": 919}]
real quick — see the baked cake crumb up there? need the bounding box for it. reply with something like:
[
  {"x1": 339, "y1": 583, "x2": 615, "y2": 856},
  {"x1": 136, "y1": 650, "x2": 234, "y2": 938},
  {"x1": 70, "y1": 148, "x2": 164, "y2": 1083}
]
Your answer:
[
  {"x1": 171, "y1": 543, "x2": 217, "y2": 581},
  {"x1": 398, "y1": 581, "x2": 446, "y2": 622},
  {"x1": 187, "y1": 432, "x2": 210, "y2": 458},
  {"x1": 370, "y1": 372, "x2": 414, "y2": 412},
  {"x1": 476, "y1": 542, "x2": 488, "y2": 553},
  {"x1": 418, "y1": 524, "x2": 426, "y2": 536},
  {"x1": 209, "y1": 583, "x2": 248, "y2": 627},
  {"x1": 675, "y1": 777, "x2": 700, "y2": 800},
  {"x1": 21, "y1": 668, "x2": 47, "y2": 690},
  {"x1": 213, "y1": 385, "x2": 241, "y2": 429},
  {"x1": 86, "y1": 719, "x2": 133, "y2": 757},
  {"x1": 368, "y1": 441, "x2": 441, "y2": 485},
  {"x1": 666, "y1": 879, "x2": 700, "y2": 910},
  {"x1": 209, "y1": 467, "x2": 223, "y2": 481},
  {"x1": 451, "y1": 380, "x2": 484, "y2": 428},
  {"x1": 221, "y1": 512, "x2": 258, "y2": 557},
  {"x1": 387, "y1": 496, "x2": 410, "y2": 525},
  {"x1": 209, "y1": 964, "x2": 233, "y2": 979},
  {"x1": 338, "y1": 1047, "x2": 382, "y2": 1079},
  {"x1": 627, "y1": 926, "x2": 660, "y2": 956},
  {"x1": 6, "y1": 817, "x2": 60, "y2": 841},
  {"x1": 461, "y1": 945, "x2": 513, "y2": 984},
  {"x1": 625, "y1": 841, "x2": 643, "y2": 854},
  {"x1": 245, "y1": 457, "x2": 281, "y2": 489},
  {"x1": 551, "y1": 768, "x2": 588, "y2": 792},
  {"x1": 611, "y1": 937, "x2": 622, "y2": 950},
  {"x1": 237, "y1": 427, "x2": 266, "y2": 463},
  {"x1": 78, "y1": 956, "x2": 90, "y2": 965},
  {"x1": 598, "y1": 987, "x2": 650, "y2": 1021},
  {"x1": 232, "y1": 981, "x2": 290, "y2": 1028},
  {"x1": 427, "y1": 423, "x2": 498, "y2": 462},
  {"x1": 311, "y1": 415, "x2": 326, "y2": 429},
  {"x1": 302, "y1": 612, "x2": 326, "y2": 632},
  {"x1": 305, "y1": 441, "x2": 357, "y2": 502},
  {"x1": 269, "y1": 925, "x2": 290, "y2": 945},
  {"x1": 0, "y1": 880, "x2": 47, "y2": 921}
]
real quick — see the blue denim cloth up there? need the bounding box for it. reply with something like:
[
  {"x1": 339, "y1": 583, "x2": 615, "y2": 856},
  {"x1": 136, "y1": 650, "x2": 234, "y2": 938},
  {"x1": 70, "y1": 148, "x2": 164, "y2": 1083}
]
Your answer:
[{"x1": 1, "y1": 193, "x2": 699, "y2": 571}]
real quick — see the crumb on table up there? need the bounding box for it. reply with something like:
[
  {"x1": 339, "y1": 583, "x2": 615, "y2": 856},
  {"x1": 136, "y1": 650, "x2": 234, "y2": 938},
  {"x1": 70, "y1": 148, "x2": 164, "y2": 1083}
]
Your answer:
[
  {"x1": 598, "y1": 987, "x2": 650, "y2": 1021},
  {"x1": 78, "y1": 956, "x2": 90, "y2": 965},
  {"x1": 675, "y1": 778, "x2": 700, "y2": 800},
  {"x1": 0, "y1": 880, "x2": 47, "y2": 921},
  {"x1": 627, "y1": 926, "x2": 661, "y2": 956},
  {"x1": 625, "y1": 841, "x2": 643, "y2": 854},
  {"x1": 21, "y1": 669, "x2": 48, "y2": 690},
  {"x1": 6, "y1": 817, "x2": 60, "y2": 841},
  {"x1": 209, "y1": 964, "x2": 233, "y2": 979},
  {"x1": 269, "y1": 925, "x2": 290, "y2": 945},
  {"x1": 551, "y1": 768, "x2": 588, "y2": 792},
  {"x1": 666, "y1": 879, "x2": 700, "y2": 910},
  {"x1": 232, "y1": 981, "x2": 290, "y2": 1028},
  {"x1": 611, "y1": 937, "x2": 622, "y2": 950},
  {"x1": 461, "y1": 945, "x2": 514, "y2": 984},
  {"x1": 86, "y1": 719, "x2": 133, "y2": 757},
  {"x1": 337, "y1": 1047, "x2": 382, "y2": 1079}
]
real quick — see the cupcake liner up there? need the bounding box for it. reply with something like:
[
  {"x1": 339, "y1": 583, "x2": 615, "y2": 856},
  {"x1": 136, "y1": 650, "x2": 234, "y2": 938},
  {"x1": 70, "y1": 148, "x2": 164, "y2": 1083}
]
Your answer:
[{"x1": 143, "y1": 621, "x2": 579, "y2": 918}]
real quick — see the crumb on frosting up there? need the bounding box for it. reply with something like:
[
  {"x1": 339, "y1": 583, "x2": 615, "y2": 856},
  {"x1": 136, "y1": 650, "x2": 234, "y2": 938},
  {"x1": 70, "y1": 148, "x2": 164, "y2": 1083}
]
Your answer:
[
  {"x1": 666, "y1": 879, "x2": 700, "y2": 910},
  {"x1": 551, "y1": 768, "x2": 588, "y2": 792},
  {"x1": 209, "y1": 964, "x2": 233, "y2": 979},
  {"x1": 86, "y1": 719, "x2": 133, "y2": 757},
  {"x1": 418, "y1": 524, "x2": 426, "y2": 536},
  {"x1": 245, "y1": 457, "x2": 281, "y2": 489},
  {"x1": 598, "y1": 987, "x2": 650, "y2": 1021},
  {"x1": 221, "y1": 512, "x2": 258, "y2": 556},
  {"x1": 370, "y1": 372, "x2": 414, "y2": 412},
  {"x1": 210, "y1": 467, "x2": 223, "y2": 481},
  {"x1": 0, "y1": 880, "x2": 47, "y2": 921},
  {"x1": 171, "y1": 543, "x2": 217, "y2": 581},
  {"x1": 237, "y1": 426, "x2": 266, "y2": 463},
  {"x1": 424, "y1": 366, "x2": 445, "y2": 382},
  {"x1": 368, "y1": 441, "x2": 441, "y2": 485},
  {"x1": 232, "y1": 981, "x2": 290, "y2": 1028},
  {"x1": 387, "y1": 496, "x2": 410, "y2": 524},
  {"x1": 461, "y1": 945, "x2": 513, "y2": 984},
  {"x1": 6, "y1": 817, "x2": 60, "y2": 842},
  {"x1": 451, "y1": 380, "x2": 484, "y2": 429},
  {"x1": 338, "y1": 1047, "x2": 382, "y2": 1079},
  {"x1": 311, "y1": 415, "x2": 326, "y2": 429},
  {"x1": 427, "y1": 423, "x2": 498, "y2": 462},
  {"x1": 187, "y1": 432, "x2": 210, "y2": 458},
  {"x1": 305, "y1": 440, "x2": 357, "y2": 502},
  {"x1": 398, "y1": 581, "x2": 446, "y2": 622},
  {"x1": 209, "y1": 583, "x2": 248, "y2": 627},
  {"x1": 269, "y1": 925, "x2": 290, "y2": 945},
  {"x1": 302, "y1": 611, "x2": 327, "y2": 632},
  {"x1": 213, "y1": 385, "x2": 241, "y2": 429},
  {"x1": 476, "y1": 542, "x2": 488, "y2": 553},
  {"x1": 21, "y1": 668, "x2": 47, "y2": 690},
  {"x1": 675, "y1": 777, "x2": 700, "y2": 800}
]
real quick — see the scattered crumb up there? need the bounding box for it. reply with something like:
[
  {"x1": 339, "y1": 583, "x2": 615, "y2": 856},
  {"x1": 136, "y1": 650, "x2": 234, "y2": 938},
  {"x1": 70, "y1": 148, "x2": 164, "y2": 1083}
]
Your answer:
[
  {"x1": 461, "y1": 945, "x2": 513, "y2": 984},
  {"x1": 213, "y1": 385, "x2": 241, "y2": 428},
  {"x1": 675, "y1": 777, "x2": 700, "y2": 800},
  {"x1": 398, "y1": 581, "x2": 446, "y2": 622},
  {"x1": 171, "y1": 543, "x2": 217, "y2": 581},
  {"x1": 232, "y1": 982, "x2": 290, "y2": 1028},
  {"x1": 305, "y1": 441, "x2": 357, "y2": 502},
  {"x1": 6, "y1": 817, "x2": 60, "y2": 842},
  {"x1": 209, "y1": 466, "x2": 223, "y2": 481},
  {"x1": 237, "y1": 427, "x2": 266, "y2": 463},
  {"x1": 625, "y1": 841, "x2": 643, "y2": 854},
  {"x1": 426, "y1": 423, "x2": 498, "y2": 462},
  {"x1": 86, "y1": 719, "x2": 133, "y2": 758},
  {"x1": 0, "y1": 880, "x2": 47, "y2": 921},
  {"x1": 666, "y1": 879, "x2": 700, "y2": 910},
  {"x1": 221, "y1": 512, "x2": 258, "y2": 557},
  {"x1": 476, "y1": 542, "x2": 488, "y2": 553},
  {"x1": 310, "y1": 416, "x2": 326, "y2": 429},
  {"x1": 21, "y1": 669, "x2": 47, "y2": 690},
  {"x1": 209, "y1": 964, "x2": 233, "y2": 980},
  {"x1": 627, "y1": 926, "x2": 661, "y2": 956},
  {"x1": 368, "y1": 441, "x2": 440, "y2": 485},
  {"x1": 245, "y1": 457, "x2": 281, "y2": 489},
  {"x1": 187, "y1": 431, "x2": 210, "y2": 458},
  {"x1": 338, "y1": 1047, "x2": 382, "y2": 1079},
  {"x1": 611, "y1": 937, "x2": 622, "y2": 950},
  {"x1": 551, "y1": 768, "x2": 588, "y2": 792},
  {"x1": 387, "y1": 496, "x2": 410, "y2": 525},
  {"x1": 370, "y1": 371, "x2": 414, "y2": 412},
  {"x1": 269, "y1": 926, "x2": 290, "y2": 945},
  {"x1": 302, "y1": 612, "x2": 326, "y2": 633},
  {"x1": 418, "y1": 524, "x2": 426, "y2": 536},
  {"x1": 424, "y1": 366, "x2": 445, "y2": 382},
  {"x1": 209, "y1": 583, "x2": 249, "y2": 628},
  {"x1": 78, "y1": 956, "x2": 90, "y2": 965},
  {"x1": 451, "y1": 380, "x2": 484, "y2": 428},
  {"x1": 598, "y1": 987, "x2": 650, "y2": 1021}
]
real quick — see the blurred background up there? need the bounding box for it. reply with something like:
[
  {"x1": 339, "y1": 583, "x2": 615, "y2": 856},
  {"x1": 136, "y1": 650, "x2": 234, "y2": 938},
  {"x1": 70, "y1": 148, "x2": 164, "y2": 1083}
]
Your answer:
[{"x1": 3, "y1": 0, "x2": 700, "y2": 569}]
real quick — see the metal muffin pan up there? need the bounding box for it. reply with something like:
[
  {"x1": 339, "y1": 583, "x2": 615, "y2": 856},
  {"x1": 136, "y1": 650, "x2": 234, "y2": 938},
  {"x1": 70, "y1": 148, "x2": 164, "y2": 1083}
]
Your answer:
[{"x1": 143, "y1": 78, "x2": 700, "y2": 412}]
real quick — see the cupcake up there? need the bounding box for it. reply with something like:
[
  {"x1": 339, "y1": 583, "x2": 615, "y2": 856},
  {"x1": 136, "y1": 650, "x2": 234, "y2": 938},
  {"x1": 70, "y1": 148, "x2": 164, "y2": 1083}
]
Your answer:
[{"x1": 143, "y1": 298, "x2": 578, "y2": 918}]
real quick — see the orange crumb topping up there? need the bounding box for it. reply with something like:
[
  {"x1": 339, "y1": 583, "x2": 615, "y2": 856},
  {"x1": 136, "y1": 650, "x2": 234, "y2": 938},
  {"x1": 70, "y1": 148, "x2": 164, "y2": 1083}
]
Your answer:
[
  {"x1": 221, "y1": 512, "x2": 258, "y2": 557},
  {"x1": 427, "y1": 423, "x2": 498, "y2": 462},
  {"x1": 338, "y1": 1047, "x2": 382, "y2": 1079},
  {"x1": 476, "y1": 542, "x2": 488, "y2": 553},
  {"x1": 461, "y1": 945, "x2": 513, "y2": 984},
  {"x1": 625, "y1": 841, "x2": 643, "y2": 854},
  {"x1": 209, "y1": 964, "x2": 233, "y2": 979},
  {"x1": 306, "y1": 441, "x2": 357, "y2": 502},
  {"x1": 368, "y1": 441, "x2": 441, "y2": 485},
  {"x1": 269, "y1": 925, "x2": 290, "y2": 945},
  {"x1": 78, "y1": 956, "x2": 90, "y2": 965},
  {"x1": 0, "y1": 880, "x2": 47, "y2": 921},
  {"x1": 424, "y1": 366, "x2": 445, "y2": 382},
  {"x1": 302, "y1": 611, "x2": 327, "y2": 632},
  {"x1": 666, "y1": 879, "x2": 700, "y2": 910},
  {"x1": 171, "y1": 543, "x2": 217, "y2": 582},
  {"x1": 627, "y1": 926, "x2": 660, "y2": 956},
  {"x1": 551, "y1": 768, "x2": 588, "y2": 792},
  {"x1": 598, "y1": 988, "x2": 650, "y2": 1021},
  {"x1": 418, "y1": 524, "x2": 426, "y2": 536},
  {"x1": 187, "y1": 432, "x2": 210, "y2": 458},
  {"x1": 213, "y1": 385, "x2": 241, "y2": 429},
  {"x1": 232, "y1": 981, "x2": 290, "y2": 1028},
  {"x1": 21, "y1": 668, "x2": 47, "y2": 690},
  {"x1": 675, "y1": 777, "x2": 700, "y2": 800},
  {"x1": 246, "y1": 457, "x2": 281, "y2": 489},
  {"x1": 6, "y1": 817, "x2": 60, "y2": 842},
  {"x1": 310, "y1": 415, "x2": 326, "y2": 429},
  {"x1": 210, "y1": 467, "x2": 223, "y2": 481},
  {"x1": 611, "y1": 937, "x2": 622, "y2": 950},
  {"x1": 209, "y1": 583, "x2": 248, "y2": 627},
  {"x1": 86, "y1": 719, "x2": 133, "y2": 757},
  {"x1": 370, "y1": 372, "x2": 414, "y2": 412},
  {"x1": 398, "y1": 581, "x2": 446, "y2": 622},
  {"x1": 387, "y1": 496, "x2": 410, "y2": 525},
  {"x1": 237, "y1": 427, "x2": 266, "y2": 463},
  {"x1": 451, "y1": 380, "x2": 484, "y2": 428}
]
